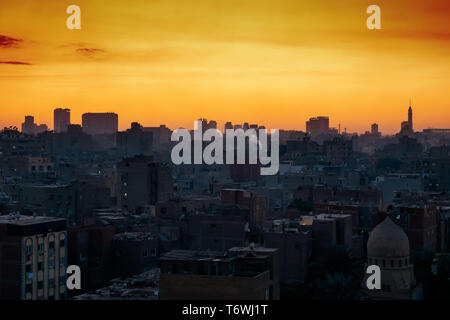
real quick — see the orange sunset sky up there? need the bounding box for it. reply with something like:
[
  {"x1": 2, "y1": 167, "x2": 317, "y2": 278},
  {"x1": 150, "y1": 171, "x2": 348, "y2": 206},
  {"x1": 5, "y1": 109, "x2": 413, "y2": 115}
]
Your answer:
[{"x1": 0, "y1": 0, "x2": 449, "y2": 134}]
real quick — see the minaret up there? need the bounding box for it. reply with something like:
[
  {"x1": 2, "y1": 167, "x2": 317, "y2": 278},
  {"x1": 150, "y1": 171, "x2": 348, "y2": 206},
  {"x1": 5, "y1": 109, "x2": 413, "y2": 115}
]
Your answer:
[{"x1": 408, "y1": 100, "x2": 413, "y2": 132}]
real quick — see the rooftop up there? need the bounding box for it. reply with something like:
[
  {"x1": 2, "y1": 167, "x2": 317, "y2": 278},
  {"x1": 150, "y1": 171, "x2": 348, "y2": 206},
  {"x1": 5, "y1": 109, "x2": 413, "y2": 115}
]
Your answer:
[{"x1": 0, "y1": 214, "x2": 66, "y2": 226}]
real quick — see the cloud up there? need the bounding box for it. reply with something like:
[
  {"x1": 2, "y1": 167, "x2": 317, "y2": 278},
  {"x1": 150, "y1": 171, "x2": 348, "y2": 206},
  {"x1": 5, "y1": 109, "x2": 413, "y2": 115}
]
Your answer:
[
  {"x1": 0, "y1": 35, "x2": 23, "y2": 48},
  {"x1": 75, "y1": 47, "x2": 108, "y2": 61},
  {"x1": 76, "y1": 47, "x2": 106, "y2": 55},
  {"x1": 0, "y1": 61, "x2": 32, "y2": 65}
]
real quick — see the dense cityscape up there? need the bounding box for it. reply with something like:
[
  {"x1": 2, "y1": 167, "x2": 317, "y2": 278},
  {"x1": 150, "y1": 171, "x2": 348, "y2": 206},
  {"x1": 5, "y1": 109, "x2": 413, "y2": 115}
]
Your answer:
[{"x1": 0, "y1": 104, "x2": 449, "y2": 300}]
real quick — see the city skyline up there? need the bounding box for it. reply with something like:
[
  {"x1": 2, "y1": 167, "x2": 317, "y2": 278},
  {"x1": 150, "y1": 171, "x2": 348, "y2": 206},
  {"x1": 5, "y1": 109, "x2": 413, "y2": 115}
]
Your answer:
[
  {"x1": 1, "y1": 0, "x2": 450, "y2": 133},
  {"x1": 12, "y1": 103, "x2": 436, "y2": 136}
]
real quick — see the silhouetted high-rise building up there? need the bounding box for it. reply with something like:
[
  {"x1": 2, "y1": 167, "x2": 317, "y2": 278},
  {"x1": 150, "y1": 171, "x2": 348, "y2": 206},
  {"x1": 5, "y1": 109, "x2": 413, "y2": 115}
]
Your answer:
[
  {"x1": 401, "y1": 103, "x2": 414, "y2": 135},
  {"x1": 82, "y1": 112, "x2": 118, "y2": 135},
  {"x1": 306, "y1": 116, "x2": 329, "y2": 136},
  {"x1": 53, "y1": 108, "x2": 70, "y2": 133},
  {"x1": 21, "y1": 116, "x2": 47, "y2": 135},
  {"x1": 22, "y1": 116, "x2": 35, "y2": 135},
  {"x1": 371, "y1": 123, "x2": 379, "y2": 135},
  {"x1": 408, "y1": 104, "x2": 413, "y2": 132}
]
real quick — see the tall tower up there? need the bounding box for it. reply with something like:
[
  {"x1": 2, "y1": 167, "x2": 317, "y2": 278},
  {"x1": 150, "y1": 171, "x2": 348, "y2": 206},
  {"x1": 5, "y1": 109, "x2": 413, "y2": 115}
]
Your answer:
[
  {"x1": 54, "y1": 108, "x2": 71, "y2": 133},
  {"x1": 408, "y1": 100, "x2": 413, "y2": 132}
]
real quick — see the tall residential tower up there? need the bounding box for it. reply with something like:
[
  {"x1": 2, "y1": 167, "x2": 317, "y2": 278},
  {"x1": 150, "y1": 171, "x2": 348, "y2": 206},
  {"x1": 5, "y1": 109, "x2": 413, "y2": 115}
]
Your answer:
[{"x1": 54, "y1": 108, "x2": 71, "y2": 133}]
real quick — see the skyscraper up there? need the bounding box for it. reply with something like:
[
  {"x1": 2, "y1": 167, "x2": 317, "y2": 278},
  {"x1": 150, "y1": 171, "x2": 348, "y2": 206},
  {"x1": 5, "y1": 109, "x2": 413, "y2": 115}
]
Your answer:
[
  {"x1": 408, "y1": 103, "x2": 413, "y2": 132},
  {"x1": 400, "y1": 103, "x2": 414, "y2": 135},
  {"x1": 53, "y1": 108, "x2": 70, "y2": 133},
  {"x1": 371, "y1": 123, "x2": 379, "y2": 135}
]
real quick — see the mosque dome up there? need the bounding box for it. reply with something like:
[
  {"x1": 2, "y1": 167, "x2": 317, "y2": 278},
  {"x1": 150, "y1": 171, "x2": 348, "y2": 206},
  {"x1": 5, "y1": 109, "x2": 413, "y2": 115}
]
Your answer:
[{"x1": 367, "y1": 217, "x2": 410, "y2": 258}]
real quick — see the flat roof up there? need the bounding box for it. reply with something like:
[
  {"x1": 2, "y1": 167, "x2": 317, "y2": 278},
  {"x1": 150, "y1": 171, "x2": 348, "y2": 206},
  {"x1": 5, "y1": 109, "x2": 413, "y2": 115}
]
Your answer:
[
  {"x1": 160, "y1": 249, "x2": 227, "y2": 262},
  {"x1": 0, "y1": 215, "x2": 66, "y2": 226}
]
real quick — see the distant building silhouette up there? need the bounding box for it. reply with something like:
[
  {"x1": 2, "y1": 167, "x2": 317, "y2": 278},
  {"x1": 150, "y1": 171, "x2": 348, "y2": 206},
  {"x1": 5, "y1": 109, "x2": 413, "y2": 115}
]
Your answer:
[
  {"x1": 224, "y1": 122, "x2": 233, "y2": 131},
  {"x1": 408, "y1": 104, "x2": 413, "y2": 132},
  {"x1": 116, "y1": 122, "x2": 153, "y2": 157},
  {"x1": 400, "y1": 103, "x2": 414, "y2": 135},
  {"x1": 197, "y1": 118, "x2": 217, "y2": 130},
  {"x1": 53, "y1": 108, "x2": 70, "y2": 133},
  {"x1": 21, "y1": 116, "x2": 48, "y2": 135},
  {"x1": 371, "y1": 123, "x2": 379, "y2": 135},
  {"x1": 306, "y1": 116, "x2": 329, "y2": 136},
  {"x1": 82, "y1": 112, "x2": 118, "y2": 135}
]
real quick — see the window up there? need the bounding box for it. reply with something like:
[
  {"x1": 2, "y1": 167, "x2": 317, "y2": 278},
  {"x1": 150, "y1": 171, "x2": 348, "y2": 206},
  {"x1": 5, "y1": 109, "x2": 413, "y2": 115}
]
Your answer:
[
  {"x1": 38, "y1": 242, "x2": 44, "y2": 254},
  {"x1": 37, "y1": 281, "x2": 43, "y2": 290},
  {"x1": 59, "y1": 234, "x2": 66, "y2": 248},
  {"x1": 38, "y1": 262, "x2": 43, "y2": 271},
  {"x1": 143, "y1": 249, "x2": 149, "y2": 257},
  {"x1": 26, "y1": 239, "x2": 33, "y2": 254}
]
